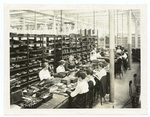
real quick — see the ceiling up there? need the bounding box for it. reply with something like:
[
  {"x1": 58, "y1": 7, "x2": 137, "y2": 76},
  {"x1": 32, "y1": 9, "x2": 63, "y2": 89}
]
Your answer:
[{"x1": 10, "y1": 9, "x2": 140, "y2": 29}]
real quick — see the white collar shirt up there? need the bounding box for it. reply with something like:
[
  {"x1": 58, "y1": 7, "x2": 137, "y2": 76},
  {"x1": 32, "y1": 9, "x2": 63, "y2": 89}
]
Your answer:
[
  {"x1": 39, "y1": 69, "x2": 51, "y2": 81},
  {"x1": 56, "y1": 65, "x2": 65, "y2": 73},
  {"x1": 70, "y1": 80, "x2": 89, "y2": 97},
  {"x1": 95, "y1": 68, "x2": 107, "y2": 81}
]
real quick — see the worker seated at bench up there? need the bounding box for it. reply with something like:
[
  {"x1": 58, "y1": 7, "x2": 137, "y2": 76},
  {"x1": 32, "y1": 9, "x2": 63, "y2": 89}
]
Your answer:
[
  {"x1": 56, "y1": 60, "x2": 66, "y2": 73},
  {"x1": 85, "y1": 68, "x2": 96, "y2": 108},
  {"x1": 90, "y1": 50, "x2": 97, "y2": 61},
  {"x1": 39, "y1": 62, "x2": 54, "y2": 81},
  {"x1": 75, "y1": 56, "x2": 82, "y2": 67},
  {"x1": 65, "y1": 55, "x2": 76, "y2": 71},
  {"x1": 94, "y1": 64, "x2": 107, "y2": 81},
  {"x1": 66, "y1": 71, "x2": 89, "y2": 108},
  {"x1": 85, "y1": 68, "x2": 96, "y2": 86},
  {"x1": 96, "y1": 50, "x2": 102, "y2": 59}
]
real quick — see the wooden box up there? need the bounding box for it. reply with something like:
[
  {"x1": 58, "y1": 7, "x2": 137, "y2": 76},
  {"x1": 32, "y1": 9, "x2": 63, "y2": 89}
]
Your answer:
[{"x1": 61, "y1": 77, "x2": 70, "y2": 85}]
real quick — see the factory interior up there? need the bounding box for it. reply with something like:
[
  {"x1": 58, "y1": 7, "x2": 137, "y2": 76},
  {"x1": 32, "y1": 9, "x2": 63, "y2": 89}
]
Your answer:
[{"x1": 9, "y1": 9, "x2": 141, "y2": 109}]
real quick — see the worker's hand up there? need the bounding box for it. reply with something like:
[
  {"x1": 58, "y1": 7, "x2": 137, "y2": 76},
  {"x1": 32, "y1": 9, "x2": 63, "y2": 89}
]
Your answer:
[{"x1": 66, "y1": 90, "x2": 71, "y2": 96}]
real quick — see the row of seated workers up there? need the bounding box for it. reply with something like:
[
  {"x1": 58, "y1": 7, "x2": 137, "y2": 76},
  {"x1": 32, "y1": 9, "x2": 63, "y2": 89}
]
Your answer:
[{"x1": 38, "y1": 47, "x2": 129, "y2": 108}]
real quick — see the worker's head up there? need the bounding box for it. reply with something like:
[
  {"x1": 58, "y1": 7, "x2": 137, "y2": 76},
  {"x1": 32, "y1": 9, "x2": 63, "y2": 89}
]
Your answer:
[
  {"x1": 75, "y1": 70, "x2": 86, "y2": 82},
  {"x1": 86, "y1": 68, "x2": 93, "y2": 75},
  {"x1": 134, "y1": 74, "x2": 137, "y2": 78},
  {"x1": 59, "y1": 60, "x2": 65, "y2": 66},
  {"x1": 96, "y1": 50, "x2": 99, "y2": 53},
  {"x1": 43, "y1": 62, "x2": 49, "y2": 69},
  {"x1": 101, "y1": 64, "x2": 105, "y2": 68},
  {"x1": 76, "y1": 56, "x2": 81, "y2": 60},
  {"x1": 68, "y1": 55, "x2": 74, "y2": 62}
]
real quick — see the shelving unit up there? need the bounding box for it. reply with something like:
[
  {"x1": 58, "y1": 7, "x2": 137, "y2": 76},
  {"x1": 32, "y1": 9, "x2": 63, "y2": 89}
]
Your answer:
[
  {"x1": 10, "y1": 33, "x2": 53, "y2": 92},
  {"x1": 10, "y1": 32, "x2": 98, "y2": 92}
]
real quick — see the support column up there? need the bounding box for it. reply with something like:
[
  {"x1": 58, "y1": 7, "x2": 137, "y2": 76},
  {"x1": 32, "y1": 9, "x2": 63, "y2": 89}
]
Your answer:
[
  {"x1": 34, "y1": 12, "x2": 37, "y2": 34},
  {"x1": 44, "y1": 21, "x2": 46, "y2": 34},
  {"x1": 121, "y1": 14, "x2": 123, "y2": 46},
  {"x1": 53, "y1": 16, "x2": 56, "y2": 34},
  {"x1": 76, "y1": 14, "x2": 78, "y2": 33},
  {"x1": 127, "y1": 10, "x2": 132, "y2": 70},
  {"x1": 22, "y1": 17, "x2": 25, "y2": 34},
  {"x1": 60, "y1": 10, "x2": 62, "y2": 32},
  {"x1": 116, "y1": 10, "x2": 118, "y2": 47},
  {"x1": 109, "y1": 10, "x2": 115, "y2": 103},
  {"x1": 104, "y1": 23, "x2": 106, "y2": 49},
  {"x1": 93, "y1": 10, "x2": 95, "y2": 34},
  {"x1": 135, "y1": 20, "x2": 138, "y2": 48}
]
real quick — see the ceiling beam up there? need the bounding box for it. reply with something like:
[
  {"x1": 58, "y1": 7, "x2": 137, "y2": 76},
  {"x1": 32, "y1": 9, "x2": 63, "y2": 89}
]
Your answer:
[{"x1": 132, "y1": 12, "x2": 140, "y2": 25}]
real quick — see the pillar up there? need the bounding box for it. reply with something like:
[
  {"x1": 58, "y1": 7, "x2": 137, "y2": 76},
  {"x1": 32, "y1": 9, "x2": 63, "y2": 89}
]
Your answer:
[
  {"x1": 116, "y1": 10, "x2": 118, "y2": 47},
  {"x1": 34, "y1": 13, "x2": 37, "y2": 34},
  {"x1": 104, "y1": 23, "x2": 106, "y2": 49},
  {"x1": 93, "y1": 10, "x2": 95, "y2": 34},
  {"x1": 121, "y1": 14, "x2": 123, "y2": 46},
  {"x1": 60, "y1": 10, "x2": 62, "y2": 32},
  {"x1": 135, "y1": 20, "x2": 138, "y2": 48},
  {"x1": 22, "y1": 17, "x2": 25, "y2": 34},
  {"x1": 127, "y1": 10, "x2": 132, "y2": 70},
  {"x1": 53, "y1": 16, "x2": 56, "y2": 34},
  {"x1": 109, "y1": 10, "x2": 115, "y2": 103},
  {"x1": 76, "y1": 14, "x2": 78, "y2": 33}
]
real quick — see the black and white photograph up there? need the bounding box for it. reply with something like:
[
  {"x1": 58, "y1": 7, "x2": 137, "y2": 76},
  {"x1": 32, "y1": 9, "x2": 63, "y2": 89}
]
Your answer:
[{"x1": 4, "y1": 4, "x2": 147, "y2": 115}]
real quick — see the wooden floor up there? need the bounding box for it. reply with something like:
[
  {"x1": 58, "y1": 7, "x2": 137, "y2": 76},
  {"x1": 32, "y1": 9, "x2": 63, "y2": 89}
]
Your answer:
[{"x1": 93, "y1": 62, "x2": 140, "y2": 108}]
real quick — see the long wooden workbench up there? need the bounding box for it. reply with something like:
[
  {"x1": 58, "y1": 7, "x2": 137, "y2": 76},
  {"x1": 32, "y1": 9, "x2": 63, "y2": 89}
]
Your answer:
[{"x1": 38, "y1": 94, "x2": 69, "y2": 109}]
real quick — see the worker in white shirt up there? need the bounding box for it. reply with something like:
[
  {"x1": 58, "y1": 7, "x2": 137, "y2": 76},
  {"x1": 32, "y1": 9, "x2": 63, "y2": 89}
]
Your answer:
[
  {"x1": 95, "y1": 65, "x2": 107, "y2": 81},
  {"x1": 66, "y1": 71, "x2": 89, "y2": 98},
  {"x1": 90, "y1": 51, "x2": 97, "y2": 61},
  {"x1": 56, "y1": 60, "x2": 66, "y2": 73},
  {"x1": 39, "y1": 62, "x2": 53, "y2": 81},
  {"x1": 85, "y1": 68, "x2": 96, "y2": 86},
  {"x1": 122, "y1": 52, "x2": 128, "y2": 59},
  {"x1": 116, "y1": 46, "x2": 122, "y2": 54},
  {"x1": 96, "y1": 50, "x2": 101, "y2": 59}
]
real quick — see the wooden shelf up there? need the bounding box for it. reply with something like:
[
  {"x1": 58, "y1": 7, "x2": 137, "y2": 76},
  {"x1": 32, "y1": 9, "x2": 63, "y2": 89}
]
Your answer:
[
  {"x1": 19, "y1": 74, "x2": 28, "y2": 78},
  {"x1": 20, "y1": 82, "x2": 28, "y2": 86},
  {"x1": 10, "y1": 52, "x2": 28, "y2": 55},
  {"x1": 29, "y1": 63, "x2": 40, "y2": 67},
  {"x1": 47, "y1": 43, "x2": 54, "y2": 45},
  {"x1": 10, "y1": 43, "x2": 27, "y2": 46},
  {"x1": 62, "y1": 52, "x2": 77, "y2": 55},
  {"x1": 10, "y1": 59, "x2": 27, "y2": 63},
  {"x1": 29, "y1": 56, "x2": 43, "y2": 60},
  {"x1": 62, "y1": 47, "x2": 70, "y2": 49},
  {"x1": 10, "y1": 66, "x2": 27, "y2": 72},
  {"x1": 82, "y1": 41, "x2": 89, "y2": 43},
  {"x1": 44, "y1": 53, "x2": 55, "y2": 56},
  {"x1": 28, "y1": 78, "x2": 40, "y2": 83},
  {"x1": 29, "y1": 49, "x2": 43, "y2": 52},
  {"x1": 29, "y1": 70, "x2": 40, "y2": 75}
]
